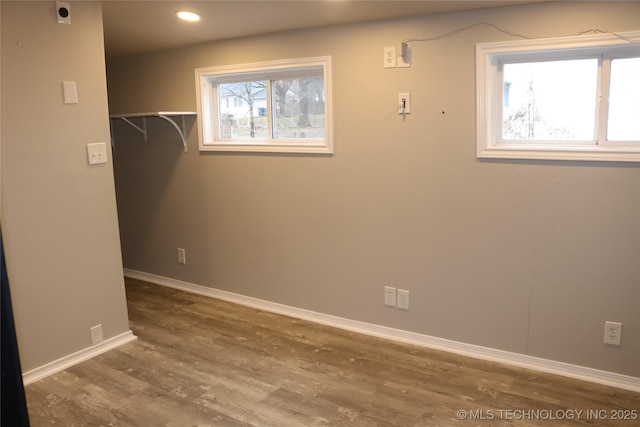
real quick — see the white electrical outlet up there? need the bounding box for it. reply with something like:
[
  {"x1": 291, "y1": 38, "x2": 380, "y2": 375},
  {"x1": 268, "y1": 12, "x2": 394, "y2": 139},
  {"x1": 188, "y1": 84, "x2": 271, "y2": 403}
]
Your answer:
[
  {"x1": 384, "y1": 46, "x2": 397, "y2": 68},
  {"x1": 397, "y1": 289, "x2": 410, "y2": 310},
  {"x1": 90, "y1": 324, "x2": 104, "y2": 346},
  {"x1": 177, "y1": 248, "x2": 186, "y2": 264},
  {"x1": 384, "y1": 286, "x2": 397, "y2": 307},
  {"x1": 604, "y1": 321, "x2": 622, "y2": 346}
]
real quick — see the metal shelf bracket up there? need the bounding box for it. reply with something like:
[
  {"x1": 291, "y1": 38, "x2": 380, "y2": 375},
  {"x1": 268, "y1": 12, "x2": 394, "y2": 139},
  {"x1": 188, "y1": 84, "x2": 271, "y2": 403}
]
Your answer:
[
  {"x1": 158, "y1": 114, "x2": 188, "y2": 152},
  {"x1": 109, "y1": 112, "x2": 196, "y2": 153},
  {"x1": 119, "y1": 117, "x2": 148, "y2": 141}
]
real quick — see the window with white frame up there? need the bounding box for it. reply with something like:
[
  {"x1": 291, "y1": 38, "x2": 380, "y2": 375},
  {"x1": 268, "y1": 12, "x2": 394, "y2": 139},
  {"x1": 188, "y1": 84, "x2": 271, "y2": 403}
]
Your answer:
[
  {"x1": 195, "y1": 56, "x2": 333, "y2": 154},
  {"x1": 476, "y1": 31, "x2": 640, "y2": 162}
]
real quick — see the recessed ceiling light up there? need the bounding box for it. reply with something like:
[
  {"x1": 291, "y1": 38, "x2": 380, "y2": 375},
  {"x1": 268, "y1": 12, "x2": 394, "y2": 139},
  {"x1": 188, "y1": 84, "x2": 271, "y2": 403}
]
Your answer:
[{"x1": 176, "y1": 11, "x2": 201, "y2": 22}]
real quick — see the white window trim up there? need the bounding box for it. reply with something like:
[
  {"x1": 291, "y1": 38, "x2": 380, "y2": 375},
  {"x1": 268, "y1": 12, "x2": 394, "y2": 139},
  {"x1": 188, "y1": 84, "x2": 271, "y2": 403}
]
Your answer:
[
  {"x1": 195, "y1": 56, "x2": 333, "y2": 154},
  {"x1": 476, "y1": 31, "x2": 640, "y2": 162}
]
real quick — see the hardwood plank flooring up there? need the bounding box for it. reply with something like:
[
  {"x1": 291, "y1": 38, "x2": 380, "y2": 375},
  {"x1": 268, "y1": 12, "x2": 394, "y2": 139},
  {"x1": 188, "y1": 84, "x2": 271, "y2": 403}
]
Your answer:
[{"x1": 26, "y1": 278, "x2": 639, "y2": 426}]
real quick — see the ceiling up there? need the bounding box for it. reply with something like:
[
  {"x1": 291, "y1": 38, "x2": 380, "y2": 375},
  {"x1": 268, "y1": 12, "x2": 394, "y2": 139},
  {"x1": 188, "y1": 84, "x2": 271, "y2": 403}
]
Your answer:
[{"x1": 101, "y1": 0, "x2": 548, "y2": 59}]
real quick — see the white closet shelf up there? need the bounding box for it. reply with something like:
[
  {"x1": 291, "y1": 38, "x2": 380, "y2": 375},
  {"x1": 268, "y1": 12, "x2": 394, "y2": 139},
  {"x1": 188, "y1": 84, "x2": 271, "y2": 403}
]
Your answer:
[{"x1": 110, "y1": 112, "x2": 196, "y2": 152}]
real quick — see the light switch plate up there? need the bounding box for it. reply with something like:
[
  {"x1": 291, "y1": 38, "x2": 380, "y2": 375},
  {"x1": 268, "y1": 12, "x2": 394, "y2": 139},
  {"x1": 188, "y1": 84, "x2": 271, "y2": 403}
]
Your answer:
[
  {"x1": 87, "y1": 142, "x2": 107, "y2": 165},
  {"x1": 62, "y1": 81, "x2": 78, "y2": 104}
]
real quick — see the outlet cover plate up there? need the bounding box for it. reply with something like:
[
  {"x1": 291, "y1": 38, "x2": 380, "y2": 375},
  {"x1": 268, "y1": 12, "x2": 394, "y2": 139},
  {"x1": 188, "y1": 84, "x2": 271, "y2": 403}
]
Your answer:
[
  {"x1": 604, "y1": 321, "x2": 622, "y2": 346},
  {"x1": 384, "y1": 46, "x2": 397, "y2": 68},
  {"x1": 90, "y1": 324, "x2": 104, "y2": 346},
  {"x1": 397, "y1": 289, "x2": 410, "y2": 310},
  {"x1": 177, "y1": 248, "x2": 186, "y2": 264},
  {"x1": 384, "y1": 286, "x2": 397, "y2": 306}
]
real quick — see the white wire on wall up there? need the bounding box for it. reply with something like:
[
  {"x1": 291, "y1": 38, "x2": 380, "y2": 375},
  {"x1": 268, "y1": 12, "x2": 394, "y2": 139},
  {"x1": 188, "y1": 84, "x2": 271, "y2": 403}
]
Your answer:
[{"x1": 403, "y1": 22, "x2": 640, "y2": 45}]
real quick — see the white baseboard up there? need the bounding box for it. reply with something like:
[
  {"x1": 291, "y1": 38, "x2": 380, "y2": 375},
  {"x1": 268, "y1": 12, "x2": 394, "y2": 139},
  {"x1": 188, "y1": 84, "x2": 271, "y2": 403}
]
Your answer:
[
  {"x1": 124, "y1": 269, "x2": 640, "y2": 393},
  {"x1": 23, "y1": 330, "x2": 137, "y2": 386}
]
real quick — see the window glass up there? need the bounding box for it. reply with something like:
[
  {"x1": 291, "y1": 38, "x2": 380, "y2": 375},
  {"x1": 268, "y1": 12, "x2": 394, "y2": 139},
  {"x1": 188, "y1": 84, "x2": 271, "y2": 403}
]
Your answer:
[
  {"x1": 273, "y1": 77, "x2": 325, "y2": 140},
  {"x1": 218, "y1": 81, "x2": 268, "y2": 139},
  {"x1": 502, "y1": 59, "x2": 598, "y2": 141},
  {"x1": 607, "y1": 57, "x2": 640, "y2": 141}
]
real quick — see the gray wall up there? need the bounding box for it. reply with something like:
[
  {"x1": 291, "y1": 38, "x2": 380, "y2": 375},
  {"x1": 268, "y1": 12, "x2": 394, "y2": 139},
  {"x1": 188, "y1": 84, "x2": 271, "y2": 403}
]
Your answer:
[
  {"x1": 1, "y1": 1, "x2": 131, "y2": 372},
  {"x1": 107, "y1": 2, "x2": 640, "y2": 376}
]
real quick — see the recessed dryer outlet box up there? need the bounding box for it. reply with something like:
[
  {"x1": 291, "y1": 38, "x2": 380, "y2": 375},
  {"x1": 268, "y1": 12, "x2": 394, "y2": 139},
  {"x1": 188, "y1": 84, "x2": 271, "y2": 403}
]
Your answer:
[
  {"x1": 398, "y1": 93, "x2": 411, "y2": 114},
  {"x1": 398, "y1": 43, "x2": 411, "y2": 68}
]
